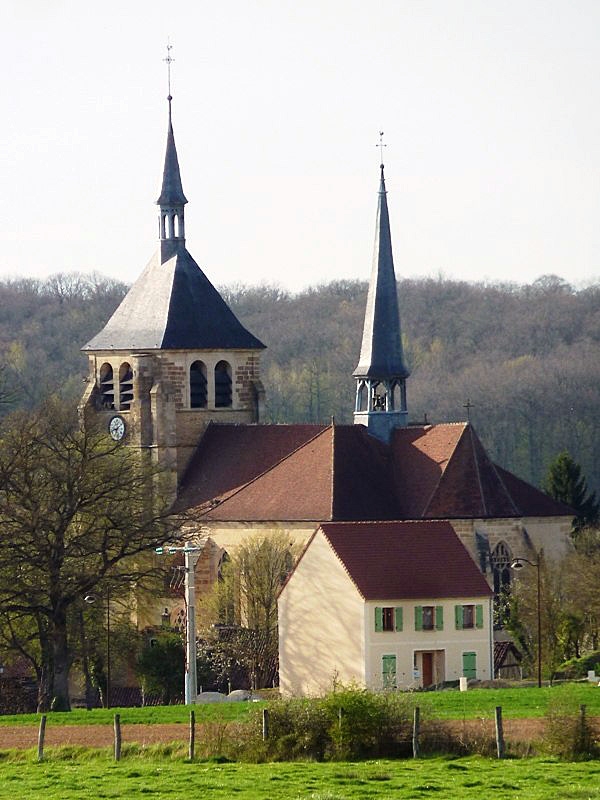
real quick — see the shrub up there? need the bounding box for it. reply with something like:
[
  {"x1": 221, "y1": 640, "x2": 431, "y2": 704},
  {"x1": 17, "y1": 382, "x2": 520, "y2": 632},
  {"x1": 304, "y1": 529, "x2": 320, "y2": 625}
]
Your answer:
[
  {"x1": 559, "y1": 651, "x2": 600, "y2": 679},
  {"x1": 243, "y1": 686, "x2": 413, "y2": 762},
  {"x1": 543, "y1": 689, "x2": 599, "y2": 760}
]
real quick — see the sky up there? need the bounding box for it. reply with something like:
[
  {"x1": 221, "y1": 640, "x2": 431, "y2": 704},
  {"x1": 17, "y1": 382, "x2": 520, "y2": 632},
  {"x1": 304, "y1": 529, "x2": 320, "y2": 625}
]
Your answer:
[{"x1": 2, "y1": 0, "x2": 599, "y2": 293}]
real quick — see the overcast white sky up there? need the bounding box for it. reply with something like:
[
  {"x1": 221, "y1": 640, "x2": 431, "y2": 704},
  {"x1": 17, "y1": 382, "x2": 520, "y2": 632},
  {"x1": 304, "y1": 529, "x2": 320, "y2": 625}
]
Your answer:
[{"x1": 2, "y1": 1, "x2": 599, "y2": 292}]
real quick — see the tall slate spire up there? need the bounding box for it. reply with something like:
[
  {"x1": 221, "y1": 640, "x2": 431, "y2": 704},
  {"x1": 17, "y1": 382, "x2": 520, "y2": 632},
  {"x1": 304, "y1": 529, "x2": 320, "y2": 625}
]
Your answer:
[
  {"x1": 353, "y1": 162, "x2": 410, "y2": 442},
  {"x1": 157, "y1": 99, "x2": 188, "y2": 207},
  {"x1": 157, "y1": 97, "x2": 187, "y2": 261}
]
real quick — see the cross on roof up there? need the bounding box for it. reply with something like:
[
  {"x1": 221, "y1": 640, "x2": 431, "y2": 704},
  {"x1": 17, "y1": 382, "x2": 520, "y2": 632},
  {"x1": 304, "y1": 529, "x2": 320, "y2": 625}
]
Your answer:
[
  {"x1": 164, "y1": 41, "x2": 174, "y2": 100},
  {"x1": 376, "y1": 131, "x2": 387, "y2": 166},
  {"x1": 463, "y1": 399, "x2": 474, "y2": 421}
]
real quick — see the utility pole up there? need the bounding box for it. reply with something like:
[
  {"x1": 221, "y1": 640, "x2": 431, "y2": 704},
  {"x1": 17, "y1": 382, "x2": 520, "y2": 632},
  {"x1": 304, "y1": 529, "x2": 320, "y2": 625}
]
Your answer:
[{"x1": 156, "y1": 542, "x2": 204, "y2": 704}]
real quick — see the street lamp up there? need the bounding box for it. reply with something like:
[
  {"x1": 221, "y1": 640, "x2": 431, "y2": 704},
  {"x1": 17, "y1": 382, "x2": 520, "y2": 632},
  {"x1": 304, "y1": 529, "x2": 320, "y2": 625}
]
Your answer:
[
  {"x1": 510, "y1": 551, "x2": 542, "y2": 688},
  {"x1": 156, "y1": 543, "x2": 204, "y2": 705},
  {"x1": 84, "y1": 587, "x2": 111, "y2": 707}
]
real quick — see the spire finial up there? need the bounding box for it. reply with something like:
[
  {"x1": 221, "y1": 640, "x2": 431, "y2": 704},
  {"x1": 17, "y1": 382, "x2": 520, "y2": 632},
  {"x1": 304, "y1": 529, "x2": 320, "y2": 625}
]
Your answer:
[
  {"x1": 164, "y1": 40, "x2": 174, "y2": 103},
  {"x1": 463, "y1": 399, "x2": 474, "y2": 421},
  {"x1": 376, "y1": 131, "x2": 387, "y2": 170}
]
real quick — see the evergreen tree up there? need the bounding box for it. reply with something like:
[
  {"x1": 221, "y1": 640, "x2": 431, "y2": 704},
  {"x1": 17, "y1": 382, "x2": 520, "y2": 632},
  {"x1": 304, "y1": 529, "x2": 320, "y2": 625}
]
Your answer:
[{"x1": 544, "y1": 451, "x2": 599, "y2": 532}]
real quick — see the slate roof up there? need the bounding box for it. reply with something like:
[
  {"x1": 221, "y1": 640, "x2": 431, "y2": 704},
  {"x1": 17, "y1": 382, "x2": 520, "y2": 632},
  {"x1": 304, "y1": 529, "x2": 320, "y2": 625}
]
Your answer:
[
  {"x1": 83, "y1": 247, "x2": 265, "y2": 351},
  {"x1": 353, "y1": 166, "x2": 409, "y2": 380},
  {"x1": 314, "y1": 520, "x2": 493, "y2": 600},
  {"x1": 177, "y1": 421, "x2": 572, "y2": 522}
]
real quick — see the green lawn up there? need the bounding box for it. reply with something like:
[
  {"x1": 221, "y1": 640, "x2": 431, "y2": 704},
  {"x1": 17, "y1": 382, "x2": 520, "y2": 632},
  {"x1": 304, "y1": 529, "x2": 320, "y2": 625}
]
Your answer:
[
  {"x1": 0, "y1": 754, "x2": 598, "y2": 799},
  {"x1": 417, "y1": 682, "x2": 600, "y2": 720},
  {"x1": 0, "y1": 701, "x2": 254, "y2": 726},
  {"x1": 1, "y1": 682, "x2": 598, "y2": 727}
]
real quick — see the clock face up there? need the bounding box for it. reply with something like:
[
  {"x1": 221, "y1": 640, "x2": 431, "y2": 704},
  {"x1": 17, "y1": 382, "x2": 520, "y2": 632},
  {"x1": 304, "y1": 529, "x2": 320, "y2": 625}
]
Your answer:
[{"x1": 108, "y1": 415, "x2": 126, "y2": 441}]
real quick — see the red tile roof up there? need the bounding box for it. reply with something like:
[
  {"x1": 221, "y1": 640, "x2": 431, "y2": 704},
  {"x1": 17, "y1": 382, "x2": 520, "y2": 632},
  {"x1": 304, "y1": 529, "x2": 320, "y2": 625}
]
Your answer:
[
  {"x1": 176, "y1": 421, "x2": 572, "y2": 523},
  {"x1": 175, "y1": 423, "x2": 327, "y2": 513},
  {"x1": 494, "y1": 465, "x2": 574, "y2": 517},
  {"x1": 317, "y1": 521, "x2": 493, "y2": 600}
]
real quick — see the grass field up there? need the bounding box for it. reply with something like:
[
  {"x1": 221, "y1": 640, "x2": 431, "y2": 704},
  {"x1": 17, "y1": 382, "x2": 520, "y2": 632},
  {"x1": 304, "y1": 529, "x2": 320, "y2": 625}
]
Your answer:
[
  {"x1": 0, "y1": 701, "x2": 253, "y2": 727},
  {"x1": 0, "y1": 753, "x2": 599, "y2": 799},
  {"x1": 1, "y1": 682, "x2": 598, "y2": 726}
]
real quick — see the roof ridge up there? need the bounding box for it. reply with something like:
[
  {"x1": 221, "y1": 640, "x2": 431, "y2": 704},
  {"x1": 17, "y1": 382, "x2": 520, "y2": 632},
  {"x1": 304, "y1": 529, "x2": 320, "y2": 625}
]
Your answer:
[
  {"x1": 321, "y1": 519, "x2": 449, "y2": 528},
  {"x1": 196, "y1": 424, "x2": 331, "y2": 516},
  {"x1": 469, "y1": 426, "x2": 520, "y2": 516},
  {"x1": 421, "y1": 422, "x2": 467, "y2": 516},
  {"x1": 467, "y1": 424, "x2": 488, "y2": 516},
  {"x1": 330, "y1": 422, "x2": 336, "y2": 521}
]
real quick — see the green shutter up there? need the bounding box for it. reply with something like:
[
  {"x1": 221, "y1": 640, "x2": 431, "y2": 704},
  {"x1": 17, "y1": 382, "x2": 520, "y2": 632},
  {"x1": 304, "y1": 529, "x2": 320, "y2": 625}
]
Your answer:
[
  {"x1": 415, "y1": 606, "x2": 423, "y2": 631},
  {"x1": 375, "y1": 607, "x2": 383, "y2": 632},
  {"x1": 476, "y1": 604, "x2": 484, "y2": 629},
  {"x1": 435, "y1": 606, "x2": 444, "y2": 630},
  {"x1": 462, "y1": 651, "x2": 477, "y2": 679},
  {"x1": 395, "y1": 607, "x2": 403, "y2": 631},
  {"x1": 455, "y1": 605, "x2": 463, "y2": 630}
]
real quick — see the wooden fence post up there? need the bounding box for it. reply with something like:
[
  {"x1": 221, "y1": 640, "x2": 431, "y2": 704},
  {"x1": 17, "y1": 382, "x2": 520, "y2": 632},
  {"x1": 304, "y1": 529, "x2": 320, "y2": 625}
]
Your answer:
[
  {"x1": 189, "y1": 710, "x2": 195, "y2": 761},
  {"x1": 113, "y1": 713, "x2": 122, "y2": 761},
  {"x1": 262, "y1": 708, "x2": 269, "y2": 741},
  {"x1": 495, "y1": 706, "x2": 505, "y2": 759},
  {"x1": 412, "y1": 706, "x2": 420, "y2": 758},
  {"x1": 37, "y1": 715, "x2": 47, "y2": 762}
]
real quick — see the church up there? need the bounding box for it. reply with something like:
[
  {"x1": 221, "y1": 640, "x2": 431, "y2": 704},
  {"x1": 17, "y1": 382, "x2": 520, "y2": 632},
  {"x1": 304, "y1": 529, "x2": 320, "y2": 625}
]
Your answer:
[{"x1": 79, "y1": 92, "x2": 573, "y2": 690}]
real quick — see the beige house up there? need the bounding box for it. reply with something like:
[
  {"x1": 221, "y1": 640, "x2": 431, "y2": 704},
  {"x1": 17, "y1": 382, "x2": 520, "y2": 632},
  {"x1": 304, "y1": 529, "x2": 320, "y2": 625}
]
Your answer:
[{"x1": 279, "y1": 521, "x2": 493, "y2": 696}]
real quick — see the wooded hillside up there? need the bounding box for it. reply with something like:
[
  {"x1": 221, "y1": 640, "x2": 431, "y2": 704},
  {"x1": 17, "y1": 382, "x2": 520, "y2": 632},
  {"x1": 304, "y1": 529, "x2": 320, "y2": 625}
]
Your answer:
[{"x1": 1, "y1": 272, "x2": 598, "y2": 494}]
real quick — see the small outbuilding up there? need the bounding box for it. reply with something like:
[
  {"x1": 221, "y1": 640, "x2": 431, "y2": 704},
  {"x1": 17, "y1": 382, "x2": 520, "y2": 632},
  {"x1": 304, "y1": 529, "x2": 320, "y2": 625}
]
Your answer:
[{"x1": 278, "y1": 520, "x2": 493, "y2": 696}]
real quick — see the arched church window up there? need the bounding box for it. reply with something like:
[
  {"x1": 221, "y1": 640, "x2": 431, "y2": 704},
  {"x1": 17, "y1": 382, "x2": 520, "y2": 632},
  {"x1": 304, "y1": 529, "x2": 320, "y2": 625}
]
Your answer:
[
  {"x1": 99, "y1": 363, "x2": 115, "y2": 410},
  {"x1": 215, "y1": 361, "x2": 232, "y2": 408},
  {"x1": 491, "y1": 541, "x2": 512, "y2": 629},
  {"x1": 119, "y1": 363, "x2": 134, "y2": 411},
  {"x1": 190, "y1": 361, "x2": 207, "y2": 408}
]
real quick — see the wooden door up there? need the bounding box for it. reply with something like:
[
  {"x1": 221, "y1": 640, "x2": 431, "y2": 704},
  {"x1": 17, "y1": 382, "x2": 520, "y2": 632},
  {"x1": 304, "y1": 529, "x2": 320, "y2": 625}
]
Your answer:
[
  {"x1": 422, "y1": 652, "x2": 433, "y2": 686},
  {"x1": 462, "y1": 651, "x2": 477, "y2": 679}
]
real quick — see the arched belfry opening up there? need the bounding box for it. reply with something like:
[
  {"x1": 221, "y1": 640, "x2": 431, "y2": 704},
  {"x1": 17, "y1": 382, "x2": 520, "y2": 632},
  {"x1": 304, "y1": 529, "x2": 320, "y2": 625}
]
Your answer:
[
  {"x1": 99, "y1": 363, "x2": 114, "y2": 410},
  {"x1": 119, "y1": 363, "x2": 134, "y2": 410},
  {"x1": 190, "y1": 361, "x2": 207, "y2": 408},
  {"x1": 215, "y1": 361, "x2": 232, "y2": 408}
]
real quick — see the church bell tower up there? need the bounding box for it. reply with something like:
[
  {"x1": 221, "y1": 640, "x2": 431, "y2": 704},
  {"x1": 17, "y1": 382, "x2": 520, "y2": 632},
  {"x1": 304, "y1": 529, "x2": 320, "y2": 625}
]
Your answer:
[
  {"x1": 79, "y1": 76, "x2": 265, "y2": 493},
  {"x1": 353, "y1": 160, "x2": 410, "y2": 443}
]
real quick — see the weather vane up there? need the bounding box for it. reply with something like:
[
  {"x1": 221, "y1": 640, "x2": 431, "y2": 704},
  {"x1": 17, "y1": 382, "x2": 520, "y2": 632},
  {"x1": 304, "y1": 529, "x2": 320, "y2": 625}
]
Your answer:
[
  {"x1": 376, "y1": 131, "x2": 387, "y2": 166},
  {"x1": 164, "y1": 40, "x2": 174, "y2": 100}
]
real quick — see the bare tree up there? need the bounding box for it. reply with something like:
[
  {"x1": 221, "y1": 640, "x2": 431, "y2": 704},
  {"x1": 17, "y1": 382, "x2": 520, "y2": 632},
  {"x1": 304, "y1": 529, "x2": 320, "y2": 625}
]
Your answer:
[
  {"x1": 0, "y1": 399, "x2": 179, "y2": 710},
  {"x1": 199, "y1": 531, "x2": 299, "y2": 689}
]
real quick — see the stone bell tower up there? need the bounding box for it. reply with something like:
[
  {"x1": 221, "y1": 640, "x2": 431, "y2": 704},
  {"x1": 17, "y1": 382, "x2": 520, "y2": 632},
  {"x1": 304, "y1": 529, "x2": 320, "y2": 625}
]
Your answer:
[
  {"x1": 353, "y1": 160, "x2": 410, "y2": 443},
  {"x1": 79, "y1": 90, "x2": 265, "y2": 494}
]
